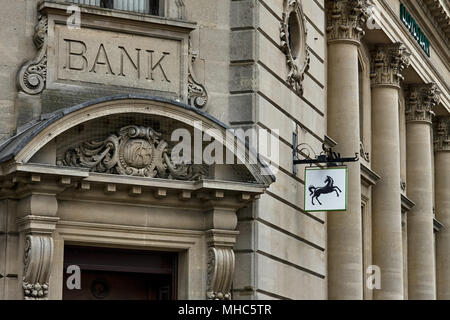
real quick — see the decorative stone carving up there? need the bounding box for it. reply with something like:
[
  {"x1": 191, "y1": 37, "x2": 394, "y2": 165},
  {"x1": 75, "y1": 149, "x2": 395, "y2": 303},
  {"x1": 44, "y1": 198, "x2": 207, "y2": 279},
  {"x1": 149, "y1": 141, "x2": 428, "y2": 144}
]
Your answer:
[
  {"x1": 175, "y1": 0, "x2": 185, "y2": 19},
  {"x1": 434, "y1": 117, "x2": 450, "y2": 152},
  {"x1": 280, "y1": 0, "x2": 310, "y2": 95},
  {"x1": 59, "y1": 125, "x2": 208, "y2": 180},
  {"x1": 406, "y1": 83, "x2": 441, "y2": 123},
  {"x1": 188, "y1": 41, "x2": 208, "y2": 109},
  {"x1": 401, "y1": 180, "x2": 407, "y2": 192},
  {"x1": 360, "y1": 141, "x2": 370, "y2": 162},
  {"x1": 206, "y1": 247, "x2": 235, "y2": 300},
  {"x1": 17, "y1": 14, "x2": 48, "y2": 95},
  {"x1": 22, "y1": 235, "x2": 54, "y2": 300},
  {"x1": 370, "y1": 43, "x2": 411, "y2": 88},
  {"x1": 326, "y1": 0, "x2": 372, "y2": 43}
]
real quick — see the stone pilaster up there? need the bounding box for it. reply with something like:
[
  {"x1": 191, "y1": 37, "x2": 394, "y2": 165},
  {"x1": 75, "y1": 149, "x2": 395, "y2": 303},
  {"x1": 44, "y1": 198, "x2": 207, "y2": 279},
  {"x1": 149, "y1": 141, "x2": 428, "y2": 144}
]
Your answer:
[
  {"x1": 370, "y1": 43, "x2": 410, "y2": 299},
  {"x1": 434, "y1": 117, "x2": 450, "y2": 300},
  {"x1": 405, "y1": 84, "x2": 440, "y2": 300},
  {"x1": 325, "y1": 0, "x2": 371, "y2": 300}
]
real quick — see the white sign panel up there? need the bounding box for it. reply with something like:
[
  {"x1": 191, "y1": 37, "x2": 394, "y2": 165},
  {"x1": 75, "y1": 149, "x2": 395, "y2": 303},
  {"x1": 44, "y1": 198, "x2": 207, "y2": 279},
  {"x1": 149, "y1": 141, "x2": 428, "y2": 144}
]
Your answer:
[{"x1": 304, "y1": 167, "x2": 347, "y2": 212}]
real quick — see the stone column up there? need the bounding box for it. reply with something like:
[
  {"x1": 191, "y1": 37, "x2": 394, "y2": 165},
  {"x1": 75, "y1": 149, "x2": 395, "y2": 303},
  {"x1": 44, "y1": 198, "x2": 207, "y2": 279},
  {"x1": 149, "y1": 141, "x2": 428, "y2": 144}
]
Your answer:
[
  {"x1": 325, "y1": 0, "x2": 371, "y2": 300},
  {"x1": 434, "y1": 117, "x2": 450, "y2": 299},
  {"x1": 370, "y1": 43, "x2": 410, "y2": 300},
  {"x1": 405, "y1": 84, "x2": 440, "y2": 300}
]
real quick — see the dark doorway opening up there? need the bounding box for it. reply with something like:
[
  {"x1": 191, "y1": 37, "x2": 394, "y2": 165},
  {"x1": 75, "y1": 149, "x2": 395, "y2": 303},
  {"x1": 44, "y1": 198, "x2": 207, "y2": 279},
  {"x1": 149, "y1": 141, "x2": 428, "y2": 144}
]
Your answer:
[{"x1": 63, "y1": 245, "x2": 178, "y2": 300}]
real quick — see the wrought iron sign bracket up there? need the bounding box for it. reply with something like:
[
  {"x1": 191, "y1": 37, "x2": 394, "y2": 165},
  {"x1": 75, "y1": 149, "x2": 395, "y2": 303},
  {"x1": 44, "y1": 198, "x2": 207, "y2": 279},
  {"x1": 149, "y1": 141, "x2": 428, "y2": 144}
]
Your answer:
[{"x1": 293, "y1": 143, "x2": 359, "y2": 168}]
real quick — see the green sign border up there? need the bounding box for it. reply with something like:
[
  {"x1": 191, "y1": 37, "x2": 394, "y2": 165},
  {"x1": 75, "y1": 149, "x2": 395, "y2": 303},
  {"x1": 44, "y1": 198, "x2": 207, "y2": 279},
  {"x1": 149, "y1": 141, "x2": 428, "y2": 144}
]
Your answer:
[{"x1": 304, "y1": 166, "x2": 348, "y2": 213}]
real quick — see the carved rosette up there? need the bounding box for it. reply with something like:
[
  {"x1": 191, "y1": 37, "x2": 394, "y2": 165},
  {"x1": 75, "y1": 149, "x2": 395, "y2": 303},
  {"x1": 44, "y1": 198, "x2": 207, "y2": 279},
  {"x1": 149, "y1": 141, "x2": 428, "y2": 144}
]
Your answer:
[
  {"x1": 59, "y1": 125, "x2": 207, "y2": 180},
  {"x1": 434, "y1": 117, "x2": 450, "y2": 152},
  {"x1": 326, "y1": 0, "x2": 372, "y2": 43},
  {"x1": 17, "y1": 14, "x2": 48, "y2": 95},
  {"x1": 280, "y1": 0, "x2": 310, "y2": 95},
  {"x1": 206, "y1": 247, "x2": 235, "y2": 300},
  {"x1": 187, "y1": 43, "x2": 208, "y2": 109},
  {"x1": 406, "y1": 83, "x2": 441, "y2": 123},
  {"x1": 23, "y1": 235, "x2": 54, "y2": 300},
  {"x1": 370, "y1": 43, "x2": 411, "y2": 88}
]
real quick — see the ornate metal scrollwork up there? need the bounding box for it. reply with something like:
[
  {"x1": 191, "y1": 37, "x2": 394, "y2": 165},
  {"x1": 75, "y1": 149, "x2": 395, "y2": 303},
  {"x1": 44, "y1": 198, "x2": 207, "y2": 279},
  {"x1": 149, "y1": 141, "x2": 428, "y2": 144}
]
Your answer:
[
  {"x1": 59, "y1": 125, "x2": 207, "y2": 180},
  {"x1": 206, "y1": 247, "x2": 235, "y2": 300},
  {"x1": 17, "y1": 14, "x2": 48, "y2": 95},
  {"x1": 23, "y1": 235, "x2": 54, "y2": 300},
  {"x1": 280, "y1": 0, "x2": 310, "y2": 95}
]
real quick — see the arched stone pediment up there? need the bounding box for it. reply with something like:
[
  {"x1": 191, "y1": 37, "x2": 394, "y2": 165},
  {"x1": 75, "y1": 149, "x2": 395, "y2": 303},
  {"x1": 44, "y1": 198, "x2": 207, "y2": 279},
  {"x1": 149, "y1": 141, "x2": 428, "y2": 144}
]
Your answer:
[{"x1": 0, "y1": 95, "x2": 275, "y2": 186}]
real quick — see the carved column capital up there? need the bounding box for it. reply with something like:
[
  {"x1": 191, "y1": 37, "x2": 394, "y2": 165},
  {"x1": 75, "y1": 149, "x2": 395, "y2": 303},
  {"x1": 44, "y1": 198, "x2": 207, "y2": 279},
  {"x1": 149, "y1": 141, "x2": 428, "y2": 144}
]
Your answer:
[
  {"x1": 22, "y1": 235, "x2": 54, "y2": 300},
  {"x1": 434, "y1": 117, "x2": 450, "y2": 152},
  {"x1": 406, "y1": 83, "x2": 441, "y2": 123},
  {"x1": 326, "y1": 0, "x2": 372, "y2": 44},
  {"x1": 206, "y1": 246, "x2": 235, "y2": 300},
  {"x1": 370, "y1": 43, "x2": 411, "y2": 88}
]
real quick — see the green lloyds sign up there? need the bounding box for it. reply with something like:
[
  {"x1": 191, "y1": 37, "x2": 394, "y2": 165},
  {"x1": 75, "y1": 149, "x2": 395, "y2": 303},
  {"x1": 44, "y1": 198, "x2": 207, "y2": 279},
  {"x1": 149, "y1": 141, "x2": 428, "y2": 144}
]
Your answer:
[{"x1": 400, "y1": 3, "x2": 431, "y2": 57}]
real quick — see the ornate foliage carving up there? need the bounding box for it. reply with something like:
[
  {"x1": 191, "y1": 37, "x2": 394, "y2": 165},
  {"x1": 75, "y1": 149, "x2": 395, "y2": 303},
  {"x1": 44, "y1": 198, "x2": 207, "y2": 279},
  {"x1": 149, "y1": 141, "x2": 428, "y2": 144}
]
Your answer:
[
  {"x1": 59, "y1": 125, "x2": 208, "y2": 180},
  {"x1": 406, "y1": 83, "x2": 441, "y2": 123},
  {"x1": 434, "y1": 117, "x2": 450, "y2": 152},
  {"x1": 188, "y1": 43, "x2": 208, "y2": 109},
  {"x1": 23, "y1": 235, "x2": 54, "y2": 300},
  {"x1": 370, "y1": 43, "x2": 411, "y2": 88},
  {"x1": 280, "y1": 0, "x2": 310, "y2": 94},
  {"x1": 206, "y1": 247, "x2": 235, "y2": 300},
  {"x1": 326, "y1": 0, "x2": 372, "y2": 43},
  {"x1": 17, "y1": 14, "x2": 48, "y2": 95}
]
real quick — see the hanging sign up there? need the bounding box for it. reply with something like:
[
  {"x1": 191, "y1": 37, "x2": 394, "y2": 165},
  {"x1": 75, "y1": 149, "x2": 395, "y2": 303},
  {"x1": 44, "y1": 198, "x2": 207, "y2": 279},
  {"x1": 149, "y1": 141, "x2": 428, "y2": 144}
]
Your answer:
[{"x1": 304, "y1": 167, "x2": 347, "y2": 212}]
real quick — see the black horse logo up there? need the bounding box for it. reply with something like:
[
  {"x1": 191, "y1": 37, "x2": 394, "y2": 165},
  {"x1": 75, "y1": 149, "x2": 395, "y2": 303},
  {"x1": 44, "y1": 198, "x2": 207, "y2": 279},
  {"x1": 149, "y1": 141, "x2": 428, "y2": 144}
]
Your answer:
[{"x1": 309, "y1": 176, "x2": 342, "y2": 206}]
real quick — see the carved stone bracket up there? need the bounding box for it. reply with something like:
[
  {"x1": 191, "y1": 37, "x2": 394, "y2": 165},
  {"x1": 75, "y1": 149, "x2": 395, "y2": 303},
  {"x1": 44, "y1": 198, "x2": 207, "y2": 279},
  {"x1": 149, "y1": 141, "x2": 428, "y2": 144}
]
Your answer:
[
  {"x1": 59, "y1": 125, "x2": 208, "y2": 180},
  {"x1": 280, "y1": 0, "x2": 310, "y2": 95},
  {"x1": 206, "y1": 247, "x2": 235, "y2": 300},
  {"x1": 326, "y1": 0, "x2": 372, "y2": 43},
  {"x1": 188, "y1": 41, "x2": 208, "y2": 109},
  {"x1": 370, "y1": 43, "x2": 411, "y2": 88},
  {"x1": 406, "y1": 83, "x2": 441, "y2": 123},
  {"x1": 22, "y1": 235, "x2": 54, "y2": 300},
  {"x1": 434, "y1": 116, "x2": 450, "y2": 152},
  {"x1": 17, "y1": 14, "x2": 48, "y2": 95}
]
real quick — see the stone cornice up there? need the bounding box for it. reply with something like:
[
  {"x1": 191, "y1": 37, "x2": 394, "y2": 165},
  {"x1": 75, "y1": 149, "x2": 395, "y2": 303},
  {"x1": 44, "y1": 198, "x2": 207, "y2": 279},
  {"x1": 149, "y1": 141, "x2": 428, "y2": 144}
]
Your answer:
[
  {"x1": 370, "y1": 42, "x2": 411, "y2": 88},
  {"x1": 406, "y1": 83, "x2": 441, "y2": 123},
  {"x1": 418, "y1": 0, "x2": 450, "y2": 43},
  {"x1": 434, "y1": 116, "x2": 450, "y2": 152},
  {"x1": 326, "y1": 0, "x2": 372, "y2": 44}
]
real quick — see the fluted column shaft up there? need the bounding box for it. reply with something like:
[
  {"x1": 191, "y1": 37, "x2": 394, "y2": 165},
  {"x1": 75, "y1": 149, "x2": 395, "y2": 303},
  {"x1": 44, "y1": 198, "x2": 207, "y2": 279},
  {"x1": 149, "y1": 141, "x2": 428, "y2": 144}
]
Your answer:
[
  {"x1": 434, "y1": 117, "x2": 450, "y2": 299},
  {"x1": 326, "y1": 0, "x2": 371, "y2": 300},
  {"x1": 370, "y1": 43, "x2": 410, "y2": 300},
  {"x1": 405, "y1": 84, "x2": 440, "y2": 300}
]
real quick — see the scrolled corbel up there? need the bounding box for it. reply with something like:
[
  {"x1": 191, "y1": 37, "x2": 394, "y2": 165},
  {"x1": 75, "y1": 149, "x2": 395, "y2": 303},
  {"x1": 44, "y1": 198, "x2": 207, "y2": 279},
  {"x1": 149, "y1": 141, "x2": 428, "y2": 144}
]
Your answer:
[
  {"x1": 206, "y1": 247, "x2": 235, "y2": 300},
  {"x1": 22, "y1": 235, "x2": 54, "y2": 300},
  {"x1": 17, "y1": 15, "x2": 48, "y2": 95}
]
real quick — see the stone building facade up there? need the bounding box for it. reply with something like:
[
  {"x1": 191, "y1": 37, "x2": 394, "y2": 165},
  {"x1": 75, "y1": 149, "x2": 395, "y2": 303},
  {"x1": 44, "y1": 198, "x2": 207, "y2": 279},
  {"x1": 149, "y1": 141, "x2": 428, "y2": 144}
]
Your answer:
[{"x1": 0, "y1": 0, "x2": 448, "y2": 300}]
